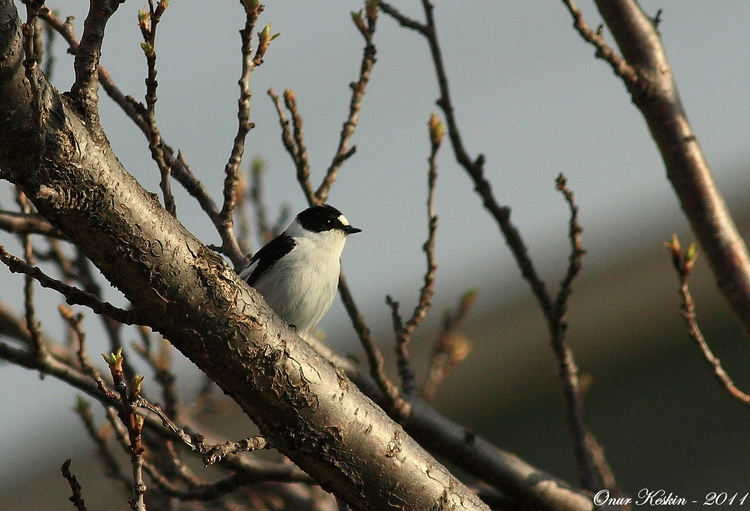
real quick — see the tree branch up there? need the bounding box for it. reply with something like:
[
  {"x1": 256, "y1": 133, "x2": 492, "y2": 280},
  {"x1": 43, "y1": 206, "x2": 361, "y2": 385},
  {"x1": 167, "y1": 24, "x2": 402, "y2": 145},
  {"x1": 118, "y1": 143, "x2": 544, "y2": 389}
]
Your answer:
[
  {"x1": 666, "y1": 236, "x2": 750, "y2": 408},
  {"x1": 381, "y1": 0, "x2": 609, "y2": 493},
  {"x1": 566, "y1": 0, "x2": 750, "y2": 337},
  {"x1": 0, "y1": 3, "x2": 487, "y2": 508}
]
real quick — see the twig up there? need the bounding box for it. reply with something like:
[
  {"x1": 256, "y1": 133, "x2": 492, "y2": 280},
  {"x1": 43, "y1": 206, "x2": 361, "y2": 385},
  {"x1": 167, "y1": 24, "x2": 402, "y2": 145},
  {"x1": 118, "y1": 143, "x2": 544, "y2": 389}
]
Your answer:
[
  {"x1": 37, "y1": 237, "x2": 75, "y2": 281},
  {"x1": 568, "y1": 0, "x2": 750, "y2": 338},
  {"x1": 15, "y1": 192, "x2": 47, "y2": 365},
  {"x1": 338, "y1": 273, "x2": 411, "y2": 418},
  {"x1": 38, "y1": 8, "x2": 246, "y2": 267},
  {"x1": 70, "y1": 247, "x2": 138, "y2": 382},
  {"x1": 132, "y1": 327, "x2": 179, "y2": 419},
  {"x1": 58, "y1": 304, "x2": 101, "y2": 379},
  {"x1": 103, "y1": 349, "x2": 147, "y2": 511},
  {"x1": 74, "y1": 397, "x2": 131, "y2": 488},
  {"x1": 423, "y1": 289, "x2": 476, "y2": 401},
  {"x1": 145, "y1": 469, "x2": 244, "y2": 501},
  {"x1": 217, "y1": 4, "x2": 270, "y2": 265},
  {"x1": 315, "y1": 4, "x2": 378, "y2": 203},
  {"x1": 68, "y1": 0, "x2": 124, "y2": 122},
  {"x1": 137, "y1": 0, "x2": 176, "y2": 216},
  {"x1": 248, "y1": 157, "x2": 278, "y2": 243},
  {"x1": 268, "y1": 88, "x2": 315, "y2": 203},
  {"x1": 381, "y1": 1, "x2": 610, "y2": 492},
  {"x1": 270, "y1": 2, "x2": 377, "y2": 205},
  {"x1": 61, "y1": 459, "x2": 88, "y2": 511},
  {"x1": 235, "y1": 164, "x2": 252, "y2": 253},
  {"x1": 666, "y1": 236, "x2": 750, "y2": 408},
  {"x1": 0, "y1": 210, "x2": 65, "y2": 238},
  {"x1": 560, "y1": 0, "x2": 640, "y2": 89},
  {"x1": 380, "y1": 0, "x2": 552, "y2": 334},
  {"x1": 217, "y1": 6, "x2": 272, "y2": 264},
  {"x1": 551, "y1": 175, "x2": 604, "y2": 492},
  {"x1": 284, "y1": 89, "x2": 315, "y2": 203},
  {"x1": 143, "y1": 460, "x2": 313, "y2": 502},
  {"x1": 387, "y1": 114, "x2": 444, "y2": 395},
  {"x1": 137, "y1": 397, "x2": 271, "y2": 466},
  {"x1": 0, "y1": 243, "x2": 137, "y2": 324},
  {"x1": 384, "y1": 297, "x2": 415, "y2": 394}
]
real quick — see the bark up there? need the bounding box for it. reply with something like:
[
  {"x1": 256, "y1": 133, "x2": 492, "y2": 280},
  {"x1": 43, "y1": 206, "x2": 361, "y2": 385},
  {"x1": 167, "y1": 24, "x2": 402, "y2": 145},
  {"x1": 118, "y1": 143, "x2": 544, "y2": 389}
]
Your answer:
[
  {"x1": 0, "y1": 1, "x2": 488, "y2": 509},
  {"x1": 595, "y1": 0, "x2": 750, "y2": 336}
]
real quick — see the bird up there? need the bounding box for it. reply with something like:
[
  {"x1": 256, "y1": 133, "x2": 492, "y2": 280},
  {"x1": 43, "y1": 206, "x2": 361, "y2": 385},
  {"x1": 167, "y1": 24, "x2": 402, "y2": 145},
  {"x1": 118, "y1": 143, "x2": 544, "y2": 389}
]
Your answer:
[{"x1": 239, "y1": 204, "x2": 361, "y2": 338}]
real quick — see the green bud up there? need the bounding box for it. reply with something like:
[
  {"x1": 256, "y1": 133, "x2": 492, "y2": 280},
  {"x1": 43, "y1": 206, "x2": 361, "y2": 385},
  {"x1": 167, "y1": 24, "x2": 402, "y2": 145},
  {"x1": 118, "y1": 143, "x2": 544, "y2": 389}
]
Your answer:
[{"x1": 428, "y1": 112, "x2": 445, "y2": 147}]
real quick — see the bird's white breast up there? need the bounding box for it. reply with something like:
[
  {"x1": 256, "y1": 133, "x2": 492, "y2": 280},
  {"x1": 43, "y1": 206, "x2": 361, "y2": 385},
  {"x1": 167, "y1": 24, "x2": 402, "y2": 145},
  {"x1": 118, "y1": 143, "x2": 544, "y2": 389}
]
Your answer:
[{"x1": 252, "y1": 229, "x2": 347, "y2": 335}]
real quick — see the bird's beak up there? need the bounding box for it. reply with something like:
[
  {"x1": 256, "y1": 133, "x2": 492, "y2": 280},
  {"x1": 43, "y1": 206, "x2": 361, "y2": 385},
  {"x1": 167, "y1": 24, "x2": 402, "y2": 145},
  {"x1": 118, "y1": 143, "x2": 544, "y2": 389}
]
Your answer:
[{"x1": 344, "y1": 225, "x2": 362, "y2": 235}]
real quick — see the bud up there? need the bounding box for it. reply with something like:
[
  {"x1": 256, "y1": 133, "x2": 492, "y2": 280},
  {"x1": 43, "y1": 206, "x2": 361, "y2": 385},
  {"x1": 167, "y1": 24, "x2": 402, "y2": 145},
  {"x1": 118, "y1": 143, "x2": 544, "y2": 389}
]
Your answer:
[
  {"x1": 132, "y1": 374, "x2": 145, "y2": 396},
  {"x1": 665, "y1": 234, "x2": 681, "y2": 272},
  {"x1": 365, "y1": 0, "x2": 379, "y2": 23},
  {"x1": 428, "y1": 112, "x2": 445, "y2": 147},
  {"x1": 137, "y1": 9, "x2": 150, "y2": 31},
  {"x1": 102, "y1": 347, "x2": 123, "y2": 366},
  {"x1": 257, "y1": 23, "x2": 280, "y2": 56},
  {"x1": 140, "y1": 41, "x2": 154, "y2": 57},
  {"x1": 156, "y1": 0, "x2": 169, "y2": 16},
  {"x1": 283, "y1": 89, "x2": 296, "y2": 108},
  {"x1": 351, "y1": 9, "x2": 368, "y2": 37},
  {"x1": 684, "y1": 242, "x2": 698, "y2": 274}
]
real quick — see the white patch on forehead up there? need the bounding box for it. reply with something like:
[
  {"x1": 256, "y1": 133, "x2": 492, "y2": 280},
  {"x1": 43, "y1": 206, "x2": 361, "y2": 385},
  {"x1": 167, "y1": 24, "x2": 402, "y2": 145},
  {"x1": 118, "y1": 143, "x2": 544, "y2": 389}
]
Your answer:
[{"x1": 338, "y1": 214, "x2": 350, "y2": 226}]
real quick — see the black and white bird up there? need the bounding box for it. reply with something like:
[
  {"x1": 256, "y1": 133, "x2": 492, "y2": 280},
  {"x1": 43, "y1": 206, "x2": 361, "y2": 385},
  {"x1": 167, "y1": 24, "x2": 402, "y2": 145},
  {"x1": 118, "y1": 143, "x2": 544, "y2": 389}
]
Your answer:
[{"x1": 239, "y1": 204, "x2": 360, "y2": 337}]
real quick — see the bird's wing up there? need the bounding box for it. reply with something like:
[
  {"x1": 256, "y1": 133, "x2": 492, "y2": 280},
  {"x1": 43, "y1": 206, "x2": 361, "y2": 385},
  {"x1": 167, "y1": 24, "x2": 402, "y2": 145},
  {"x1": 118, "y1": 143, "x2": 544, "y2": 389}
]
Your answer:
[{"x1": 239, "y1": 235, "x2": 297, "y2": 286}]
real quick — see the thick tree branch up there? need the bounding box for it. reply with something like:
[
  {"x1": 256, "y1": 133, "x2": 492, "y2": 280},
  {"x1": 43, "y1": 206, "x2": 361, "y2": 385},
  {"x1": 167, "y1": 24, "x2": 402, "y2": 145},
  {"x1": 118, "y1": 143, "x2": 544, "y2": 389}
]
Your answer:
[
  {"x1": 567, "y1": 0, "x2": 750, "y2": 337},
  {"x1": 0, "y1": 2, "x2": 486, "y2": 509}
]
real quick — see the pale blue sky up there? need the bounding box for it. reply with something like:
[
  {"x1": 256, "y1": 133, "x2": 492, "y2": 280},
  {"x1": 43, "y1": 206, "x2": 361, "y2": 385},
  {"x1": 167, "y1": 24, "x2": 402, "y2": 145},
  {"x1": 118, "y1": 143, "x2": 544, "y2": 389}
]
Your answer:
[{"x1": 1, "y1": 0, "x2": 749, "y2": 483}]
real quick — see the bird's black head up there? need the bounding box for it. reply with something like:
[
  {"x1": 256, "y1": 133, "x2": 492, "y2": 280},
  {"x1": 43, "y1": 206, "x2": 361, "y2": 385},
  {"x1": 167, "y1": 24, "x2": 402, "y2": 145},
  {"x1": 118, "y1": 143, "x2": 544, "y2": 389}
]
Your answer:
[{"x1": 296, "y1": 205, "x2": 361, "y2": 235}]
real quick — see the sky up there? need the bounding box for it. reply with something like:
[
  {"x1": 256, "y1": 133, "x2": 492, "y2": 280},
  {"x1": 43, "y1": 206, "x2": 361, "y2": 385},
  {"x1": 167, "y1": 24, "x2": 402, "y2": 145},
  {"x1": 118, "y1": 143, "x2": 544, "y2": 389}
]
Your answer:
[{"x1": 1, "y1": 0, "x2": 749, "y2": 484}]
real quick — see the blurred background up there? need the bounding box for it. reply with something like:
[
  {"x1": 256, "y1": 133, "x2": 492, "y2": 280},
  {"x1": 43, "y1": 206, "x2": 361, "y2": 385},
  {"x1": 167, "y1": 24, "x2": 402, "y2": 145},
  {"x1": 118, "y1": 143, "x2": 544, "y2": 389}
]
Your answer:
[{"x1": 1, "y1": 1, "x2": 749, "y2": 509}]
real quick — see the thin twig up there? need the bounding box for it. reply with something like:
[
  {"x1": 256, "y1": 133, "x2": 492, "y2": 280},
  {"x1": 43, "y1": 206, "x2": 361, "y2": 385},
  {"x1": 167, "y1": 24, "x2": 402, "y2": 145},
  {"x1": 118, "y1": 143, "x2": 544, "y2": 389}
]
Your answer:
[
  {"x1": 666, "y1": 236, "x2": 750, "y2": 408},
  {"x1": 560, "y1": 0, "x2": 640, "y2": 89},
  {"x1": 248, "y1": 157, "x2": 278, "y2": 243},
  {"x1": 38, "y1": 8, "x2": 246, "y2": 267},
  {"x1": 384, "y1": 297, "x2": 415, "y2": 394},
  {"x1": 0, "y1": 210, "x2": 65, "y2": 238},
  {"x1": 71, "y1": 247, "x2": 137, "y2": 382},
  {"x1": 388, "y1": 114, "x2": 443, "y2": 395},
  {"x1": 0, "y1": 243, "x2": 137, "y2": 324},
  {"x1": 217, "y1": 3, "x2": 269, "y2": 264},
  {"x1": 61, "y1": 459, "x2": 88, "y2": 511},
  {"x1": 381, "y1": 1, "x2": 610, "y2": 492},
  {"x1": 268, "y1": 88, "x2": 315, "y2": 203},
  {"x1": 103, "y1": 350, "x2": 147, "y2": 511},
  {"x1": 338, "y1": 273, "x2": 411, "y2": 418},
  {"x1": 137, "y1": 395, "x2": 272, "y2": 466},
  {"x1": 315, "y1": 4, "x2": 378, "y2": 203},
  {"x1": 423, "y1": 289, "x2": 476, "y2": 401},
  {"x1": 58, "y1": 304, "x2": 100, "y2": 379},
  {"x1": 74, "y1": 397, "x2": 131, "y2": 488},
  {"x1": 15, "y1": 192, "x2": 47, "y2": 365},
  {"x1": 551, "y1": 175, "x2": 604, "y2": 492},
  {"x1": 132, "y1": 327, "x2": 179, "y2": 419},
  {"x1": 138, "y1": 0, "x2": 177, "y2": 216}
]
